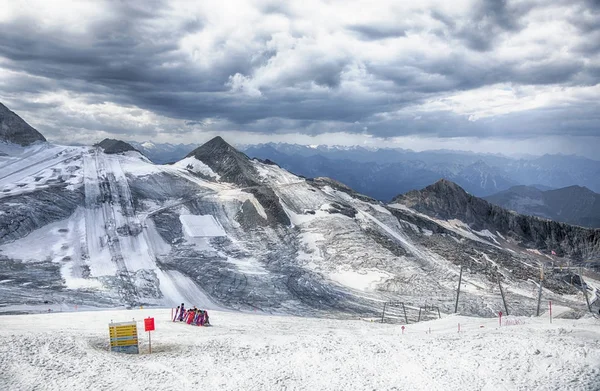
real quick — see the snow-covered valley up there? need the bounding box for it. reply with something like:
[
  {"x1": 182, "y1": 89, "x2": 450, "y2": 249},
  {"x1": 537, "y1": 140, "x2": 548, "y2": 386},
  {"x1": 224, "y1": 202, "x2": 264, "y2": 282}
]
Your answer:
[{"x1": 0, "y1": 308, "x2": 599, "y2": 390}]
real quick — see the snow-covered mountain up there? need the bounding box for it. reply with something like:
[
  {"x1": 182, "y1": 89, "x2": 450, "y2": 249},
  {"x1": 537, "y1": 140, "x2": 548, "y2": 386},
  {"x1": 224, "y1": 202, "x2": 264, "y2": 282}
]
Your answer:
[
  {"x1": 128, "y1": 140, "x2": 195, "y2": 164},
  {"x1": 1, "y1": 105, "x2": 599, "y2": 318}
]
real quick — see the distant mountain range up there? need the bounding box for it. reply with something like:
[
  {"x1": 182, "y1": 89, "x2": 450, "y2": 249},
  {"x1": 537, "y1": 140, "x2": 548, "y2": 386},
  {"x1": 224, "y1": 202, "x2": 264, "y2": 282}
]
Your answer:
[
  {"x1": 128, "y1": 141, "x2": 195, "y2": 164},
  {"x1": 122, "y1": 141, "x2": 600, "y2": 200},
  {"x1": 484, "y1": 185, "x2": 600, "y2": 228},
  {"x1": 241, "y1": 143, "x2": 600, "y2": 199}
]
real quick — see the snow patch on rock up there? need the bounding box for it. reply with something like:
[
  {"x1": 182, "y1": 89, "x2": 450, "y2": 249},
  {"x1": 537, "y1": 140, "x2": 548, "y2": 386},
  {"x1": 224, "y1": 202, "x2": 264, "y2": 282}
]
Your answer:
[{"x1": 175, "y1": 157, "x2": 221, "y2": 180}]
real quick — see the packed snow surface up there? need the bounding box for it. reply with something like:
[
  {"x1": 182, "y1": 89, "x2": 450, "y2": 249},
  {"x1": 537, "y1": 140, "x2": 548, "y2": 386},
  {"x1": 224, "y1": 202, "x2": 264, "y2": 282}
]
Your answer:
[
  {"x1": 0, "y1": 309, "x2": 599, "y2": 391},
  {"x1": 179, "y1": 215, "x2": 226, "y2": 238}
]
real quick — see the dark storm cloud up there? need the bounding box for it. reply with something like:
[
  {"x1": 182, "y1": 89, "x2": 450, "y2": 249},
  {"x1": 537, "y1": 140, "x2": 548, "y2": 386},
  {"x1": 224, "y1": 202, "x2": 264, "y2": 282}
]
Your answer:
[
  {"x1": 0, "y1": 0, "x2": 598, "y2": 152},
  {"x1": 366, "y1": 53, "x2": 588, "y2": 98},
  {"x1": 361, "y1": 99, "x2": 600, "y2": 140},
  {"x1": 348, "y1": 25, "x2": 407, "y2": 40},
  {"x1": 432, "y1": 0, "x2": 526, "y2": 52}
]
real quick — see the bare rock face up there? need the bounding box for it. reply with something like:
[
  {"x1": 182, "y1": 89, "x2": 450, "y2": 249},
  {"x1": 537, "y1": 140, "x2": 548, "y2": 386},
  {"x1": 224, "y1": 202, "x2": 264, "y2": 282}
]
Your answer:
[
  {"x1": 96, "y1": 139, "x2": 138, "y2": 154},
  {"x1": 393, "y1": 179, "x2": 600, "y2": 261},
  {"x1": 186, "y1": 136, "x2": 260, "y2": 187},
  {"x1": 0, "y1": 103, "x2": 46, "y2": 146},
  {"x1": 0, "y1": 187, "x2": 84, "y2": 245}
]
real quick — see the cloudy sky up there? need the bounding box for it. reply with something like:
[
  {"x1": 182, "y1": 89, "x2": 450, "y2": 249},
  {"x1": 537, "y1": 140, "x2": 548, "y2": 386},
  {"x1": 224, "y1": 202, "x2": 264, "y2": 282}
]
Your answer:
[{"x1": 0, "y1": 0, "x2": 598, "y2": 157}]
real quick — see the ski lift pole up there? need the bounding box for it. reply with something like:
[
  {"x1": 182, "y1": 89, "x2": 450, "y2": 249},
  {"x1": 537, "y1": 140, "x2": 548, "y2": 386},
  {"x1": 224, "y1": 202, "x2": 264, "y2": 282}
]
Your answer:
[
  {"x1": 454, "y1": 264, "x2": 463, "y2": 313},
  {"x1": 498, "y1": 275, "x2": 509, "y2": 316},
  {"x1": 381, "y1": 302, "x2": 387, "y2": 323},
  {"x1": 580, "y1": 268, "x2": 592, "y2": 313},
  {"x1": 536, "y1": 266, "x2": 544, "y2": 316}
]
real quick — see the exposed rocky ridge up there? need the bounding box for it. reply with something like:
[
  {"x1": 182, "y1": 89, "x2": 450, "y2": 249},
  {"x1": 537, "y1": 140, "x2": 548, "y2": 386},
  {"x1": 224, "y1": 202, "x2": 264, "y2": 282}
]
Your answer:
[
  {"x1": 0, "y1": 103, "x2": 46, "y2": 146},
  {"x1": 186, "y1": 136, "x2": 290, "y2": 227},
  {"x1": 309, "y1": 176, "x2": 377, "y2": 203},
  {"x1": 96, "y1": 139, "x2": 139, "y2": 154},
  {"x1": 485, "y1": 185, "x2": 600, "y2": 228},
  {"x1": 0, "y1": 187, "x2": 85, "y2": 245},
  {"x1": 393, "y1": 179, "x2": 600, "y2": 261},
  {"x1": 186, "y1": 136, "x2": 260, "y2": 187}
]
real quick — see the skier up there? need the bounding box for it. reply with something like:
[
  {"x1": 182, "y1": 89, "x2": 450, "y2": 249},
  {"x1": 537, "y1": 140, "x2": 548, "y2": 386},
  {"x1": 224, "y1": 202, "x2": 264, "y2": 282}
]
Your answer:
[
  {"x1": 173, "y1": 305, "x2": 180, "y2": 322},
  {"x1": 186, "y1": 309, "x2": 195, "y2": 324},
  {"x1": 203, "y1": 310, "x2": 210, "y2": 326},
  {"x1": 178, "y1": 303, "x2": 185, "y2": 321}
]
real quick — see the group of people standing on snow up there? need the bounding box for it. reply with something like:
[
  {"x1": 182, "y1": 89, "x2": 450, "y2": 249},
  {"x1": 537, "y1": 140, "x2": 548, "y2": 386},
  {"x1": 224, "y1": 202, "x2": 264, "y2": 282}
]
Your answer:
[{"x1": 173, "y1": 303, "x2": 210, "y2": 326}]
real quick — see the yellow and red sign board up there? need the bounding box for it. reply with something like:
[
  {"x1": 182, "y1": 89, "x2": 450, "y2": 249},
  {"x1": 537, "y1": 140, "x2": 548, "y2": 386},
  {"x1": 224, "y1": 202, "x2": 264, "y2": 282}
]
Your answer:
[{"x1": 109, "y1": 321, "x2": 139, "y2": 354}]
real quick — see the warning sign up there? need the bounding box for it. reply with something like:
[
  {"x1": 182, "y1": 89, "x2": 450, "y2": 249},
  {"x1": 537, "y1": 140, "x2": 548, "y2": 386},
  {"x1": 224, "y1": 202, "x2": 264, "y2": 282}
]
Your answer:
[
  {"x1": 144, "y1": 317, "x2": 155, "y2": 332},
  {"x1": 109, "y1": 321, "x2": 139, "y2": 354}
]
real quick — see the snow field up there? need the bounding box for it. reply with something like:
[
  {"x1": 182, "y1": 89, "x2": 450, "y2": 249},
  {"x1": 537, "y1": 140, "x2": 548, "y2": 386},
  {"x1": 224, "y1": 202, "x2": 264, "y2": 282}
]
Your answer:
[
  {"x1": 179, "y1": 214, "x2": 227, "y2": 238},
  {"x1": 173, "y1": 156, "x2": 220, "y2": 180},
  {"x1": 0, "y1": 309, "x2": 599, "y2": 391}
]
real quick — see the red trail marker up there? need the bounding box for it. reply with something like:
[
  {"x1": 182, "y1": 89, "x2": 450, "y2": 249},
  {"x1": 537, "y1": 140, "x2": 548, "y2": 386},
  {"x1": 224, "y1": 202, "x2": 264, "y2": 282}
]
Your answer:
[{"x1": 144, "y1": 317, "x2": 155, "y2": 354}]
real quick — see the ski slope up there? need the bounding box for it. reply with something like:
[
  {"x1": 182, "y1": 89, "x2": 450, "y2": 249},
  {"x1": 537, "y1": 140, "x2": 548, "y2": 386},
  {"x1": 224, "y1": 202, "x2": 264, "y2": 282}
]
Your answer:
[
  {"x1": 1, "y1": 140, "x2": 597, "y2": 318},
  {"x1": 0, "y1": 308, "x2": 598, "y2": 390}
]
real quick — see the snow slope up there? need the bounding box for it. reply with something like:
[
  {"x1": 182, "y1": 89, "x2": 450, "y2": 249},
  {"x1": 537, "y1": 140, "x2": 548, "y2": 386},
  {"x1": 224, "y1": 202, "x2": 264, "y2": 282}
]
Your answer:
[
  {"x1": 1, "y1": 138, "x2": 597, "y2": 319},
  {"x1": 0, "y1": 308, "x2": 598, "y2": 391}
]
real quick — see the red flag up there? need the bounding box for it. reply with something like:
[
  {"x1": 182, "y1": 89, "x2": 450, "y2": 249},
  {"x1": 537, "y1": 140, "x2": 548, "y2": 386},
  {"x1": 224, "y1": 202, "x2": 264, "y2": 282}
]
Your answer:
[{"x1": 551, "y1": 250, "x2": 556, "y2": 255}]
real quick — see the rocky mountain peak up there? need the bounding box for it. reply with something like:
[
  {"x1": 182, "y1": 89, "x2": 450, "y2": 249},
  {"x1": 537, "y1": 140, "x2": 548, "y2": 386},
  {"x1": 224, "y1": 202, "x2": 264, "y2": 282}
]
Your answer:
[
  {"x1": 96, "y1": 139, "x2": 138, "y2": 154},
  {"x1": 0, "y1": 102, "x2": 47, "y2": 146},
  {"x1": 392, "y1": 179, "x2": 474, "y2": 220},
  {"x1": 431, "y1": 178, "x2": 468, "y2": 193},
  {"x1": 186, "y1": 136, "x2": 259, "y2": 186}
]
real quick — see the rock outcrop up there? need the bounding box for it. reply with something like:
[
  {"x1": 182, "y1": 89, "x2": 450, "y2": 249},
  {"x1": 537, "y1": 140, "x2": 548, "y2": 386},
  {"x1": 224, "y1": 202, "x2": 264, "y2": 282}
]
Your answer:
[
  {"x1": 0, "y1": 103, "x2": 46, "y2": 146},
  {"x1": 96, "y1": 139, "x2": 138, "y2": 154},
  {"x1": 393, "y1": 179, "x2": 600, "y2": 261}
]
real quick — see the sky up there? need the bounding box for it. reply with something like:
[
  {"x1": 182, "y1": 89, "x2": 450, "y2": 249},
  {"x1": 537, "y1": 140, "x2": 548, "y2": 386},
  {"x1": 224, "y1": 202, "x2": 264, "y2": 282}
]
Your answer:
[{"x1": 0, "y1": 0, "x2": 599, "y2": 157}]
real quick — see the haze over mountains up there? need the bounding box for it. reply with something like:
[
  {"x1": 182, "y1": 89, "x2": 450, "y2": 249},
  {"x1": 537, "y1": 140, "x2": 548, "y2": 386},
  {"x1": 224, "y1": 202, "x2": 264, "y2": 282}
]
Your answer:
[
  {"x1": 126, "y1": 141, "x2": 600, "y2": 200},
  {"x1": 485, "y1": 185, "x2": 600, "y2": 229},
  {"x1": 128, "y1": 141, "x2": 195, "y2": 164},
  {"x1": 1, "y1": 104, "x2": 598, "y2": 319}
]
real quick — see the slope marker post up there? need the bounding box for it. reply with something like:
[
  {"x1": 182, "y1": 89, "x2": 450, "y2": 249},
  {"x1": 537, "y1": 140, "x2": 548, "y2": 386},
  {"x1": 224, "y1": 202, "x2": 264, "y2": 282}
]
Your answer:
[{"x1": 455, "y1": 264, "x2": 463, "y2": 313}]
